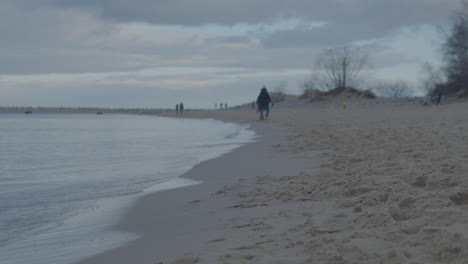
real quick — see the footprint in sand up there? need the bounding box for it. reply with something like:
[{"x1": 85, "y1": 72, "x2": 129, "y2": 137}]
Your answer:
[
  {"x1": 208, "y1": 238, "x2": 225, "y2": 243},
  {"x1": 168, "y1": 257, "x2": 199, "y2": 264},
  {"x1": 220, "y1": 254, "x2": 256, "y2": 263},
  {"x1": 449, "y1": 189, "x2": 468, "y2": 205}
]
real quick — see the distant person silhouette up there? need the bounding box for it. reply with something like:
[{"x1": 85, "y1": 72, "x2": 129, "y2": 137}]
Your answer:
[
  {"x1": 256, "y1": 86, "x2": 271, "y2": 120},
  {"x1": 436, "y1": 93, "x2": 442, "y2": 104},
  {"x1": 225, "y1": 103, "x2": 228, "y2": 109},
  {"x1": 176, "y1": 104, "x2": 179, "y2": 114},
  {"x1": 215, "y1": 103, "x2": 217, "y2": 109},
  {"x1": 180, "y1": 102, "x2": 184, "y2": 113}
]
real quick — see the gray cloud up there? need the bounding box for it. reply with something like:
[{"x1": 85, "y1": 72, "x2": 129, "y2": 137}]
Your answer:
[
  {"x1": 10, "y1": 0, "x2": 458, "y2": 27},
  {"x1": 258, "y1": 22, "x2": 392, "y2": 48},
  {"x1": 0, "y1": 0, "x2": 460, "y2": 107},
  {"x1": 1, "y1": 1, "x2": 458, "y2": 75},
  {"x1": 208, "y1": 36, "x2": 253, "y2": 44}
]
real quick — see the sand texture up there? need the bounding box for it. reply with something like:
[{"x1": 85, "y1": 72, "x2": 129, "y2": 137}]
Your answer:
[{"x1": 81, "y1": 101, "x2": 468, "y2": 264}]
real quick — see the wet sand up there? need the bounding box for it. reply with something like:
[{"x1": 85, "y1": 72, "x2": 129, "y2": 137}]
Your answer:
[{"x1": 80, "y1": 101, "x2": 468, "y2": 263}]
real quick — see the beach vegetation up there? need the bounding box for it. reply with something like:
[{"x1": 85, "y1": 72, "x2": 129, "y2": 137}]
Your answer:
[
  {"x1": 423, "y1": 0, "x2": 468, "y2": 98},
  {"x1": 270, "y1": 81, "x2": 287, "y2": 102},
  {"x1": 270, "y1": 92, "x2": 286, "y2": 103},
  {"x1": 421, "y1": 62, "x2": 446, "y2": 96},
  {"x1": 372, "y1": 80, "x2": 414, "y2": 98},
  {"x1": 300, "y1": 74, "x2": 324, "y2": 101},
  {"x1": 299, "y1": 46, "x2": 374, "y2": 102},
  {"x1": 299, "y1": 88, "x2": 323, "y2": 101},
  {"x1": 300, "y1": 86, "x2": 376, "y2": 102}
]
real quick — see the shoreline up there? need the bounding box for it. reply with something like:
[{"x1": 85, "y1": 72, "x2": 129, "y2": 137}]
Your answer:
[
  {"x1": 1, "y1": 114, "x2": 261, "y2": 264},
  {"x1": 79, "y1": 101, "x2": 468, "y2": 263},
  {"x1": 78, "y1": 117, "x2": 319, "y2": 263}
]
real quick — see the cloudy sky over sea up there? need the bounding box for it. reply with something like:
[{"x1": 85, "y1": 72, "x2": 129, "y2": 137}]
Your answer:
[{"x1": 0, "y1": 0, "x2": 461, "y2": 108}]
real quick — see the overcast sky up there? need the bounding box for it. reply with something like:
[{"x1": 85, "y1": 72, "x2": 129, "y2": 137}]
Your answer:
[{"x1": 0, "y1": 0, "x2": 461, "y2": 108}]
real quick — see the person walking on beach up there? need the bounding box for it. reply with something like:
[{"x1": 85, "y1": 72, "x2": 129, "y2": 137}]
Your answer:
[
  {"x1": 256, "y1": 86, "x2": 271, "y2": 120},
  {"x1": 436, "y1": 93, "x2": 442, "y2": 105},
  {"x1": 179, "y1": 102, "x2": 184, "y2": 113},
  {"x1": 176, "y1": 104, "x2": 179, "y2": 114}
]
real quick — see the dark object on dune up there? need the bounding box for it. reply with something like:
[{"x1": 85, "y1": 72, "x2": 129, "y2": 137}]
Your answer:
[
  {"x1": 24, "y1": 110, "x2": 32, "y2": 114},
  {"x1": 96, "y1": 112, "x2": 103, "y2": 115}
]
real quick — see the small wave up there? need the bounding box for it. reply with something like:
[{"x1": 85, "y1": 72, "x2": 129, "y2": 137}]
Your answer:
[
  {"x1": 184, "y1": 142, "x2": 242, "y2": 149},
  {"x1": 224, "y1": 130, "x2": 241, "y2": 139}
]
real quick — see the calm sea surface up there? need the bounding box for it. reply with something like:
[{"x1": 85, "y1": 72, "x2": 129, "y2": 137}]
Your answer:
[{"x1": 0, "y1": 113, "x2": 256, "y2": 264}]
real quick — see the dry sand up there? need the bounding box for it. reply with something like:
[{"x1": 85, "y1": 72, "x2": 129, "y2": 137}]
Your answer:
[{"x1": 80, "y1": 101, "x2": 468, "y2": 264}]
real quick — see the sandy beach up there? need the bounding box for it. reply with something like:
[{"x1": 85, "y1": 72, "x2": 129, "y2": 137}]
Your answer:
[{"x1": 79, "y1": 101, "x2": 468, "y2": 264}]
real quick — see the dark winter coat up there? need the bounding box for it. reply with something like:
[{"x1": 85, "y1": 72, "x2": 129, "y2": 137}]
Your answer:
[{"x1": 256, "y1": 88, "x2": 271, "y2": 107}]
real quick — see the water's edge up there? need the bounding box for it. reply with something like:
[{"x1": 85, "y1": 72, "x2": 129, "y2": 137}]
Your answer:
[
  {"x1": 74, "y1": 118, "x2": 262, "y2": 264},
  {"x1": 0, "y1": 114, "x2": 257, "y2": 264}
]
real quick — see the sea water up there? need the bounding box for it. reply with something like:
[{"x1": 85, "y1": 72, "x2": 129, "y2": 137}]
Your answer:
[{"x1": 0, "y1": 113, "x2": 256, "y2": 264}]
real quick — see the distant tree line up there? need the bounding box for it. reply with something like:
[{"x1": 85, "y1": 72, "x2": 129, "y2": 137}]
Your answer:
[
  {"x1": 423, "y1": 0, "x2": 468, "y2": 98},
  {"x1": 300, "y1": 0, "x2": 468, "y2": 101}
]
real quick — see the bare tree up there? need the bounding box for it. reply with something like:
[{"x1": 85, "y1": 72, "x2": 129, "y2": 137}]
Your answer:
[
  {"x1": 302, "y1": 77, "x2": 316, "y2": 93},
  {"x1": 440, "y1": 1, "x2": 468, "y2": 96},
  {"x1": 301, "y1": 73, "x2": 324, "y2": 93},
  {"x1": 316, "y1": 46, "x2": 369, "y2": 90},
  {"x1": 373, "y1": 80, "x2": 413, "y2": 98},
  {"x1": 421, "y1": 62, "x2": 446, "y2": 95},
  {"x1": 300, "y1": 73, "x2": 327, "y2": 100}
]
